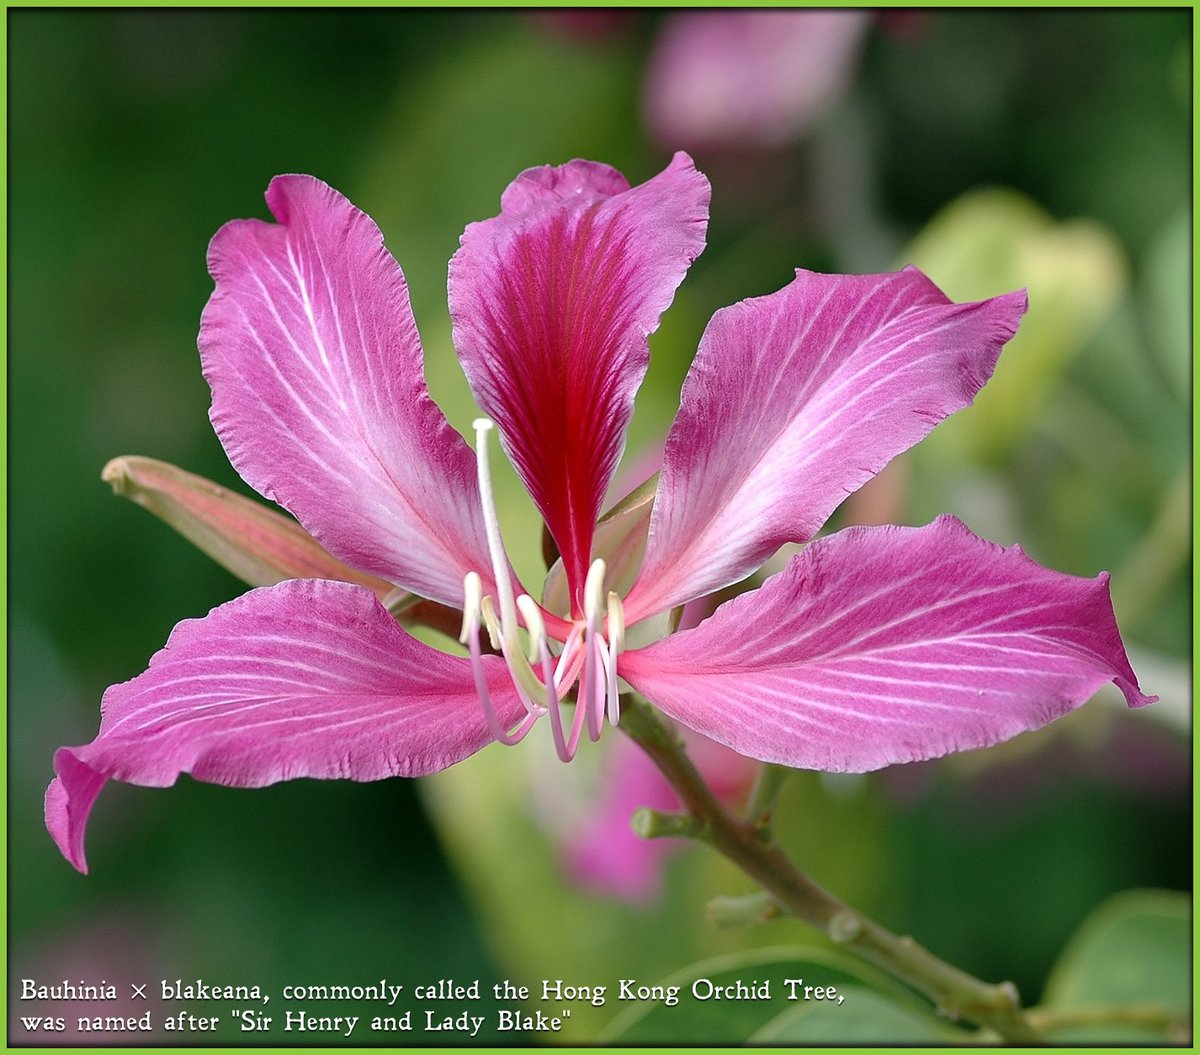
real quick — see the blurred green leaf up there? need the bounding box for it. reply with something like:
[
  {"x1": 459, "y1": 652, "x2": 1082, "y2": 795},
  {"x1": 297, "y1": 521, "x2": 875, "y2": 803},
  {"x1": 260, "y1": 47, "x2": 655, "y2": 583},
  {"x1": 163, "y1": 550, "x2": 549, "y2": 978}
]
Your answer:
[
  {"x1": 601, "y1": 945, "x2": 933, "y2": 1043},
  {"x1": 751, "y1": 984, "x2": 969, "y2": 1042},
  {"x1": 1037, "y1": 888, "x2": 1189, "y2": 1042},
  {"x1": 1139, "y1": 204, "x2": 1189, "y2": 405},
  {"x1": 904, "y1": 187, "x2": 1127, "y2": 464}
]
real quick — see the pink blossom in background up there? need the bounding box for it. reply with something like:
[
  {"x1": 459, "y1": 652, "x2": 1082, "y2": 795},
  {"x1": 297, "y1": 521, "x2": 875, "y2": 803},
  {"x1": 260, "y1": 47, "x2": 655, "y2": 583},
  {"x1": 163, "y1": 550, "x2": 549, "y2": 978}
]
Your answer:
[
  {"x1": 564, "y1": 731, "x2": 757, "y2": 903},
  {"x1": 531, "y1": 9, "x2": 637, "y2": 43},
  {"x1": 46, "y1": 154, "x2": 1152, "y2": 875},
  {"x1": 11, "y1": 917, "x2": 165, "y2": 1045},
  {"x1": 644, "y1": 11, "x2": 870, "y2": 151},
  {"x1": 564, "y1": 736, "x2": 679, "y2": 903}
]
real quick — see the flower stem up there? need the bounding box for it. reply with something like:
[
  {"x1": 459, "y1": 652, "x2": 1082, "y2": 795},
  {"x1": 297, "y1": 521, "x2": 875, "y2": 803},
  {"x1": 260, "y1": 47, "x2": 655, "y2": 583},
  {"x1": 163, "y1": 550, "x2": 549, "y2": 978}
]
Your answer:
[
  {"x1": 707, "y1": 890, "x2": 782, "y2": 929},
  {"x1": 619, "y1": 695, "x2": 1043, "y2": 1043},
  {"x1": 745, "y1": 762, "x2": 791, "y2": 835}
]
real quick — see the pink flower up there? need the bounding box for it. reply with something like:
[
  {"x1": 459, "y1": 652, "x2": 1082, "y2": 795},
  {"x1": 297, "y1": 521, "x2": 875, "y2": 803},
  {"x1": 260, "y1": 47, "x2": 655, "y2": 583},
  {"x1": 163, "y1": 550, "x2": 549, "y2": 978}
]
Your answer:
[
  {"x1": 643, "y1": 11, "x2": 870, "y2": 150},
  {"x1": 46, "y1": 155, "x2": 1153, "y2": 874},
  {"x1": 563, "y1": 731, "x2": 757, "y2": 903}
]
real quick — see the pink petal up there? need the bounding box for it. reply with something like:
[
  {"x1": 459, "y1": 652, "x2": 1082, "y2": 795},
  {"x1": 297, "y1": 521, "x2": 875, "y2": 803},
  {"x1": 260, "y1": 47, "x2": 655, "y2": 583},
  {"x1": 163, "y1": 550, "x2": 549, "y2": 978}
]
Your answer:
[
  {"x1": 625, "y1": 268, "x2": 1027, "y2": 623},
  {"x1": 449, "y1": 154, "x2": 709, "y2": 613},
  {"x1": 200, "y1": 175, "x2": 495, "y2": 609},
  {"x1": 644, "y1": 10, "x2": 869, "y2": 150},
  {"x1": 619, "y1": 516, "x2": 1154, "y2": 773},
  {"x1": 45, "y1": 579, "x2": 520, "y2": 873}
]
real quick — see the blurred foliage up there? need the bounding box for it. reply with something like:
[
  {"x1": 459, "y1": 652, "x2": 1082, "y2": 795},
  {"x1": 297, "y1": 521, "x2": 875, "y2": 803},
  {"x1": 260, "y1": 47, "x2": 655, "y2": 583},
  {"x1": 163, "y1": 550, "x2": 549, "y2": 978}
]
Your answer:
[
  {"x1": 905, "y1": 187, "x2": 1128, "y2": 463},
  {"x1": 602, "y1": 946, "x2": 959, "y2": 1043},
  {"x1": 1038, "y1": 888, "x2": 1190, "y2": 1042},
  {"x1": 9, "y1": 8, "x2": 1190, "y2": 1046}
]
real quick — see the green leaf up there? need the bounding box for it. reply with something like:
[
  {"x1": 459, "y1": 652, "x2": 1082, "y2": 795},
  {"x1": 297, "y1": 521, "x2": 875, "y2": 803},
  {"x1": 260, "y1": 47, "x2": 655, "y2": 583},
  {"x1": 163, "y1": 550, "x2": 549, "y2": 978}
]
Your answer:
[
  {"x1": 903, "y1": 187, "x2": 1127, "y2": 465},
  {"x1": 1037, "y1": 888, "x2": 1189, "y2": 1042},
  {"x1": 1139, "y1": 203, "x2": 1190, "y2": 404},
  {"x1": 601, "y1": 945, "x2": 939, "y2": 1044},
  {"x1": 751, "y1": 984, "x2": 970, "y2": 1043}
]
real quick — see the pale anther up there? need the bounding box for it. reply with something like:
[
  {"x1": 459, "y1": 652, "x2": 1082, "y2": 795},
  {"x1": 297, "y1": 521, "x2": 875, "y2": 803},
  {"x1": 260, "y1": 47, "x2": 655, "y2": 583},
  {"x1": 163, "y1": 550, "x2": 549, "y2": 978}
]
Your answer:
[
  {"x1": 516, "y1": 594, "x2": 548, "y2": 664},
  {"x1": 479, "y1": 596, "x2": 502, "y2": 651},
  {"x1": 606, "y1": 590, "x2": 625, "y2": 657},
  {"x1": 584, "y1": 559, "x2": 608, "y2": 625},
  {"x1": 605, "y1": 590, "x2": 625, "y2": 727},
  {"x1": 459, "y1": 571, "x2": 484, "y2": 645}
]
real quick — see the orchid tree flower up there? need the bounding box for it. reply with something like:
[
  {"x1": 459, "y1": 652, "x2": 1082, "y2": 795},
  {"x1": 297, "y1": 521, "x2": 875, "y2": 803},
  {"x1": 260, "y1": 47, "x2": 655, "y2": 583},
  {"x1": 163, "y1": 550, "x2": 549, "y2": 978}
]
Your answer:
[{"x1": 46, "y1": 153, "x2": 1152, "y2": 875}]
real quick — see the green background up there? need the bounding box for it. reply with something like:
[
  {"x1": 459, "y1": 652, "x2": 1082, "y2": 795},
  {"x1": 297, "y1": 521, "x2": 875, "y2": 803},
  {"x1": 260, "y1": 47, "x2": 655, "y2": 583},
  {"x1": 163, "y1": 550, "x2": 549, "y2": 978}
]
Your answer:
[{"x1": 9, "y1": 8, "x2": 1190, "y2": 1044}]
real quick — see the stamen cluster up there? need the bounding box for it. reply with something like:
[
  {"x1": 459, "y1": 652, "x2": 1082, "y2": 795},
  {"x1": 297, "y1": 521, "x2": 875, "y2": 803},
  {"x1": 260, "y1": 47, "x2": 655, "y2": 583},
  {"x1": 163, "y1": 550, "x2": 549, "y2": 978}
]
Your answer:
[{"x1": 458, "y1": 419, "x2": 625, "y2": 762}]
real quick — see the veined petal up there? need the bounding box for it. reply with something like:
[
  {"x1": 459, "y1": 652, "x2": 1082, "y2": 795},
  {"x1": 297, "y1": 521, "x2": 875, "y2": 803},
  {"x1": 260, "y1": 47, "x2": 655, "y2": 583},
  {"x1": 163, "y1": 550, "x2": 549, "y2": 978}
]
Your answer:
[
  {"x1": 200, "y1": 175, "x2": 495, "y2": 609},
  {"x1": 624, "y1": 268, "x2": 1027, "y2": 623},
  {"x1": 45, "y1": 579, "x2": 522, "y2": 873},
  {"x1": 449, "y1": 153, "x2": 709, "y2": 614},
  {"x1": 619, "y1": 516, "x2": 1154, "y2": 773}
]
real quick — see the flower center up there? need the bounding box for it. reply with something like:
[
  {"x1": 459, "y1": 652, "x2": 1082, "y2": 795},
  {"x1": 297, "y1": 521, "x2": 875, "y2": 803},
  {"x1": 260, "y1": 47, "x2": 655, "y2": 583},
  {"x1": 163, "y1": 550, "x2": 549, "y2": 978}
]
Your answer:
[{"x1": 458, "y1": 418, "x2": 625, "y2": 761}]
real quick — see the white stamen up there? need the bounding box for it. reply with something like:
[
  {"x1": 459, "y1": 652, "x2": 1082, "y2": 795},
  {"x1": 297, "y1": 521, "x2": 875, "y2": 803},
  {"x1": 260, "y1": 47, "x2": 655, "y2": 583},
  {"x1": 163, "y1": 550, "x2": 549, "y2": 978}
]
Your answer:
[
  {"x1": 553, "y1": 623, "x2": 585, "y2": 689},
  {"x1": 518, "y1": 594, "x2": 577, "y2": 763},
  {"x1": 462, "y1": 574, "x2": 539, "y2": 746},
  {"x1": 606, "y1": 590, "x2": 625, "y2": 726},
  {"x1": 473, "y1": 418, "x2": 519, "y2": 634},
  {"x1": 584, "y1": 631, "x2": 608, "y2": 742},
  {"x1": 606, "y1": 590, "x2": 625, "y2": 657},
  {"x1": 463, "y1": 432, "x2": 633, "y2": 761}
]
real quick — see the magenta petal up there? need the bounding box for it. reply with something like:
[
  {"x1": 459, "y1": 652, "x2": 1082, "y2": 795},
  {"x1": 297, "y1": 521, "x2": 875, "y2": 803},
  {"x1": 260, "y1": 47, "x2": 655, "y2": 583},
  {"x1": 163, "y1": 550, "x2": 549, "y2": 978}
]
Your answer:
[
  {"x1": 449, "y1": 154, "x2": 709, "y2": 612},
  {"x1": 625, "y1": 268, "x2": 1027, "y2": 622},
  {"x1": 45, "y1": 758, "x2": 106, "y2": 875},
  {"x1": 45, "y1": 579, "x2": 521, "y2": 873},
  {"x1": 200, "y1": 175, "x2": 494, "y2": 608},
  {"x1": 620, "y1": 516, "x2": 1154, "y2": 773}
]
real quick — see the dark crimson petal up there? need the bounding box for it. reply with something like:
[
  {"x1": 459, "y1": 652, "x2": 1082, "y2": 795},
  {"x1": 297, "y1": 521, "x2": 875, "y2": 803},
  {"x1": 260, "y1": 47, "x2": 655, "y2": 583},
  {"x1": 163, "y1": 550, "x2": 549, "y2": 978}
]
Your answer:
[{"x1": 449, "y1": 154, "x2": 708, "y2": 613}]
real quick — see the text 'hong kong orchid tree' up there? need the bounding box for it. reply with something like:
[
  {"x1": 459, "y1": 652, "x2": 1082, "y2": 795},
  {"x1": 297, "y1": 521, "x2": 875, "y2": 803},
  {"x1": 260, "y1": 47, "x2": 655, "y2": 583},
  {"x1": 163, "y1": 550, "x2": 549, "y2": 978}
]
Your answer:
[{"x1": 47, "y1": 153, "x2": 1153, "y2": 1040}]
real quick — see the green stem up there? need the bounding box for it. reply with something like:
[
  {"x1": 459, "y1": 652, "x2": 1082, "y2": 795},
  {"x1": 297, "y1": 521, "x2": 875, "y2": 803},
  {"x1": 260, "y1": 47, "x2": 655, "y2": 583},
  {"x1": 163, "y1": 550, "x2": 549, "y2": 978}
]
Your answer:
[
  {"x1": 745, "y1": 762, "x2": 791, "y2": 834},
  {"x1": 707, "y1": 891, "x2": 782, "y2": 929},
  {"x1": 619, "y1": 696, "x2": 1043, "y2": 1043}
]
